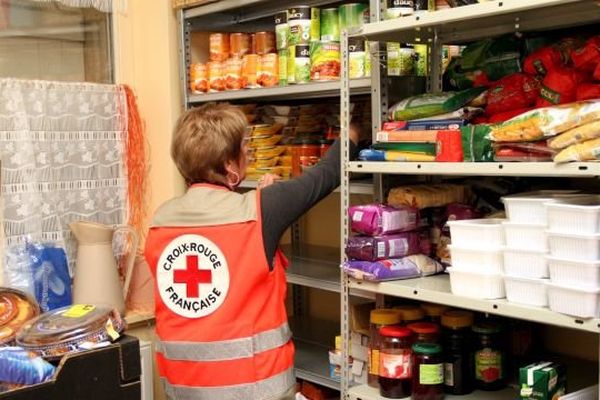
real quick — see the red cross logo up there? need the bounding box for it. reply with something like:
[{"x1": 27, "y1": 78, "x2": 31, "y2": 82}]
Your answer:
[{"x1": 174, "y1": 255, "x2": 213, "y2": 298}]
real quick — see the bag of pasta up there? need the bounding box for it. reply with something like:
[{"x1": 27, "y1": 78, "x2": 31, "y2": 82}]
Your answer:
[
  {"x1": 554, "y1": 137, "x2": 600, "y2": 163},
  {"x1": 548, "y1": 120, "x2": 600, "y2": 149},
  {"x1": 490, "y1": 100, "x2": 600, "y2": 142}
]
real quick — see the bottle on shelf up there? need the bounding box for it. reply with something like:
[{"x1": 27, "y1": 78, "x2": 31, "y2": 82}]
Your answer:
[
  {"x1": 368, "y1": 309, "x2": 403, "y2": 388},
  {"x1": 421, "y1": 303, "x2": 449, "y2": 324},
  {"x1": 395, "y1": 304, "x2": 426, "y2": 324},
  {"x1": 472, "y1": 321, "x2": 507, "y2": 391},
  {"x1": 441, "y1": 310, "x2": 474, "y2": 395},
  {"x1": 407, "y1": 322, "x2": 440, "y2": 344},
  {"x1": 379, "y1": 326, "x2": 414, "y2": 399},
  {"x1": 412, "y1": 343, "x2": 445, "y2": 400}
]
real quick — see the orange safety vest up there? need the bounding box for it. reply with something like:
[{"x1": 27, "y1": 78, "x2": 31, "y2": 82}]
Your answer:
[{"x1": 145, "y1": 184, "x2": 295, "y2": 400}]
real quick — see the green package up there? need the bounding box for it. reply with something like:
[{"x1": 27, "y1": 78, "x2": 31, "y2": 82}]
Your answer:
[
  {"x1": 461, "y1": 125, "x2": 494, "y2": 162},
  {"x1": 519, "y1": 362, "x2": 566, "y2": 400},
  {"x1": 372, "y1": 142, "x2": 437, "y2": 155},
  {"x1": 389, "y1": 87, "x2": 486, "y2": 121}
]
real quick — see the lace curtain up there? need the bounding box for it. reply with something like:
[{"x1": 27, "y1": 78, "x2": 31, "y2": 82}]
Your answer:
[
  {"x1": 27, "y1": 0, "x2": 115, "y2": 13},
  {"x1": 0, "y1": 79, "x2": 128, "y2": 270}
]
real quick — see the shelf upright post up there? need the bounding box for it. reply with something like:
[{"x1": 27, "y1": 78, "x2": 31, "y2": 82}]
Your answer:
[
  {"x1": 429, "y1": 28, "x2": 443, "y2": 94},
  {"x1": 340, "y1": 28, "x2": 352, "y2": 400},
  {"x1": 179, "y1": 9, "x2": 191, "y2": 109}
]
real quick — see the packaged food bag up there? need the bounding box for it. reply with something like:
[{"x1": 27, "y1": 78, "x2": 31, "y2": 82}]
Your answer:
[
  {"x1": 576, "y1": 83, "x2": 600, "y2": 102},
  {"x1": 571, "y1": 36, "x2": 600, "y2": 72},
  {"x1": 388, "y1": 184, "x2": 468, "y2": 209},
  {"x1": 490, "y1": 100, "x2": 600, "y2": 142},
  {"x1": 554, "y1": 137, "x2": 600, "y2": 163},
  {"x1": 594, "y1": 62, "x2": 600, "y2": 81},
  {"x1": 461, "y1": 125, "x2": 494, "y2": 162},
  {"x1": 488, "y1": 108, "x2": 533, "y2": 124},
  {"x1": 524, "y1": 46, "x2": 563, "y2": 76},
  {"x1": 349, "y1": 204, "x2": 419, "y2": 236},
  {"x1": 345, "y1": 232, "x2": 430, "y2": 261},
  {"x1": 486, "y1": 73, "x2": 539, "y2": 115},
  {"x1": 388, "y1": 88, "x2": 485, "y2": 121},
  {"x1": 536, "y1": 68, "x2": 581, "y2": 107},
  {"x1": 0, "y1": 347, "x2": 55, "y2": 385},
  {"x1": 548, "y1": 120, "x2": 600, "y2": 149},
  {"x1": 342, "y1": 255, "x2": 443, "y2": 282}
]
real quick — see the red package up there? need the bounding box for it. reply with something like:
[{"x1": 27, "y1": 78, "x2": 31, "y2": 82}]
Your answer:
[
  {"x1": 486, "y1": 73, "x2": 539, "y2": 115},
  {"x1": 488, "y1": 108, "x2": 533, "y2": 124},
  {"x1": 536, "y1": 67, "x2": 579, "y2": 107},
  {"x1": 494, "y1": 147, "x2": 553, "y2": 162},
  {"x1": 571, "y1": 36, "x2": 600, "y2": 72},
  {"x1": 524, "y1": 46, "x2": 563, "y2": 76},
  {"x1": 576, "y1": 83, "x2": 600, "y2": 101},
  {"x1": 471, "y1": 115, "x2": 488, "y2": 125},
  {"x1": 436, "y1": 130, "x2": 463, "y2": 162},
  {"x1": 595, "y1": 63, "x2": 600, "y2": 81}
]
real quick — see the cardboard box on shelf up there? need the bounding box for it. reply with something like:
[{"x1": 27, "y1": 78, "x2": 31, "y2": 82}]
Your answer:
[{"x1": 519, "y1": 361, "x2": 566, "y2": 400}]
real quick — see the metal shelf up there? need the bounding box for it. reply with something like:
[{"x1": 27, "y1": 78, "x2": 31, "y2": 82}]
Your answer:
[
  {"x1": 349, "y1": 384, "x2": 515, "y2": 400},
  {"x1": 348, "y1": 161, "x2": 600, "y2": 178},
  {"x1": 352, "y1": 0, "x2": 600, "y2": 43},
  {"x1": 188, "y1": 79, "x2": 371, "y2": 104},
  {"x1": 349, "y1": 274, "x2": 600, "y2": 333},
  {"x1": 239, "y1": 179, "x2": 374, "y2": 195}
]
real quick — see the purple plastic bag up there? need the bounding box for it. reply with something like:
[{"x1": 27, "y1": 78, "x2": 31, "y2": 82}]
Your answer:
[
  {"x1": 349, "y1": 204, "x2": 419, "y2": 236},
  {"x1": 342, "y1": 255, "x2": 443, "y2": 282},
  {"x1": 345, "y1": 232, "x2": 430, "y2": 261}
]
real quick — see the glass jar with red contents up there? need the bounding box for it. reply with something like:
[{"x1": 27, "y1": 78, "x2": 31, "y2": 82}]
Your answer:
[
  {"x1": 412, "y1": 343, "x2": 444, "y2": 400},
  {"x1": 473, "y1": 322, "x2": 506, "y2": 391},
  {"x1": 291, "y1": 138, "x2": 320, "y2": 177},
  {"x1": 368, "y1": 309, "x2": 403, "y2": 388},
  {"x1": 379, "y1": 326, "x2": 414, "y2": 399},
  {"x1": 407, "y1": 322, "x2": 440, "y2": 344}
]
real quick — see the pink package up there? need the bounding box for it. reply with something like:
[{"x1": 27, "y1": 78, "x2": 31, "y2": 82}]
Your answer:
[
  {"x1": 349, "y1": 204, "x2": 419, "y2": 236},
  {"x1": 345, "y1": 232, "x2": 431, "y2": 261}
]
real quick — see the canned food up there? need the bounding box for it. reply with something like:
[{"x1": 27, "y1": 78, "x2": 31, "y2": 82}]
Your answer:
[
  {"x1": 288, "y1": 6, "x2": 311, "y2": 45},
  {"x1": 275, "y1": 12, "x2": 289, "y2": 50},
  {"x1": 210, "y1": 33, "x2": 230, "y2": 62},
  {"x1": 386, "y1": 0, "x2": 414, "y2": 19},
  {"x1": 255, "y1": 31, "x2": 276, "y2": 55},
  {"x1": 310, "y1": 7, "x2": 320, "y2": 42},
  {"x1": 258, "y1": 53, "x2": 279, "y2": 87},
  {"x1": 278, "y1": 49, "x2": 289, "y2": 86},
  {"x1": 365, "y1": 40, "x2": 372, "y2": 77},
  {"x1": 230, "y1": 33, "x2": 250, "y2": 57},
  {"x1": 250, "y1": 33, "x2": 257, "y2": 54},
  {"x1": 414, "y1": 44, "x2": 428, "y2": 76},
  {"x1": 310, "y1": 41, "x2": 340, "y2": 81},
  {"x1": 208, "y1": 61, "x2": 225, "y2": 92},
  {"x1": 291, "y1": 138, "x2": 321, "y2": 176},
  {"x1": 349, "y1": 39, "x2": 366, "y2": 79},
  {"x1": 189, "y1": 63, "x2": 208, "y2": 94},
  {"x1": 414, "y1": 0, "x2": 429, "y2": 13},
  {"x1": 287, "y1": 46, "x2": 296, "y2": 84},
  {"x1": 225, "y1": 58, "x2": 243, "y2": 90},
  {"x1": 339, "y1": 3, "x2": 369, "y2": 32},
  {"x1": 294, "y1": 45, "x2": 311, "y2": 84},
  {"x1": 387, "y1": 42, "x2": 415, "y2": 76},
  {"x1": 320, "y1": 8, "x2": 339, "y2": 42},
  {"x1": 242, "y1": 54, "x2": 260, "y2": 88}
]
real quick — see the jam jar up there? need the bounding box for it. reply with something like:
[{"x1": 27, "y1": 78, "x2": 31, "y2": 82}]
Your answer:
[
  {"x1": 379, "y1": 326, "x2": 414, "y2": 398},
  {"x1": 395, "y1": 304, "x2": 425, "y2": 325},
  {"x1": 407, "y1": 322, "x2": 440, "y2": 344},
  {"x1": 441, "y1": 310, "x2": 474, "y2": 395},
  {"x1": 411, "y1": 343, "x2": 444, "y2": 400},
  {"x1": 368, "y1": 309, "x2": 403, "y2": 388},
  {"x1": 473, "y1": 321, "x2": 506, "y2": 391},
  {"x1": 421, "y1": 303, "x2": 449, "y2": 324}
]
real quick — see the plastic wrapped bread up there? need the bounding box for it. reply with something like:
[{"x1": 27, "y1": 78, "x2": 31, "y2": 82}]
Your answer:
[{"x1": 388, "y1": 184, "x2": 467, "y2": 209}]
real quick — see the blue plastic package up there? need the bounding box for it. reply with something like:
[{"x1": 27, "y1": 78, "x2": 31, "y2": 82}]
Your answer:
[
  {"x1": 0, "y1": 347, "x2": 55, "y2": 385},
  {"x1": 28, "y1": 243, "x2": 72, "y2": 312}
]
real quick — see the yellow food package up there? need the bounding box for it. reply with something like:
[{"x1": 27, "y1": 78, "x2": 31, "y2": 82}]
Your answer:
[
  {"x1": 548, "y1": 119, "x2": 600, "y2": 150},
  {"x1": 554, "y1": 138, "x2": 600, "y2": 163},
  {"x1": 249, "y1": 135, "x2": 283, "y2": 148},
  {"x1": 252, "y1": 157, "x2": 279, "y2": 168},
  {"x1": 254, "y1": 146, "x2": 286, "y2": 158},
  {"x1": 279, "y1": 155, "x2": 292, "y2": 166},
  {"x1": 250, "y1": 123, "x2": 284, "y2": 136}
]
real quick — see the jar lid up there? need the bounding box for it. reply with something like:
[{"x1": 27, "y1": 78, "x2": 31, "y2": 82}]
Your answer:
[
  {"x1": 421, "y1": 303, "x2": 449, "y2": 317},
  {"x1": 412, "y1": 343, "x2": 442, "y2": 355},
  {"x1": 441, "y1": 310, "x2": 474, "y2": 329},
  {"x1": 472, "y1": 321, "x2": 501, "y2": 334},
  {"x1": 370, "y1": 309, "x2": 402, "y2": 325},
  {"x1": 379, "y1": 325, "x2": 412, "y2": 338},
  {"x1": 407, "y1": 322, "x2": 440, "y2": 334},
  {"x1": 394, "y1": 305, "x2": 425, "y2": 322}
]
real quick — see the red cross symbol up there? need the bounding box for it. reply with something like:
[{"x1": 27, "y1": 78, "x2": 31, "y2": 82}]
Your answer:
[{"x1": 174, "y1": 255, "x2": 213, "y2": 298}]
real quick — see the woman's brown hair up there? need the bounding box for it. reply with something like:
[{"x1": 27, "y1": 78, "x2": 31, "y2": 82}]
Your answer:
[{"x1": 171, "y1": 103, "x2": 247, "y2": 186}]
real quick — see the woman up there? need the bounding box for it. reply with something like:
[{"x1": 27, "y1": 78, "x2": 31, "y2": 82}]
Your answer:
[{"x1": 145, "y1": 103, "x2": 358, "y2": 400}]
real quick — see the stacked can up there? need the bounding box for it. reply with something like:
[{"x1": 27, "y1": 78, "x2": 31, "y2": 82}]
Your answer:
[
  {"x1": 275, "y1": 12, "x2": 289, "y2": 85},
  {"x1": 287, "y1": 6, "x2": 316, "y2": 84},
  {"x1": 340, "y1": 4, "x2": 371, "y2": 79}
]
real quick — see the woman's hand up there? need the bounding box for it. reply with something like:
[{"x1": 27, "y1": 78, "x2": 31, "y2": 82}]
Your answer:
[
  {"x1": 349, "y1": 123, "x2": 360, "y2": 145},
  {"x1": 258, "y1": 173, "x2": 282, "y2": 189}
]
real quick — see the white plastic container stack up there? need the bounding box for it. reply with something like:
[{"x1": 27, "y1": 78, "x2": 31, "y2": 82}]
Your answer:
[
  {"x1": 447, "y1": 219, "x2": 505, "y2": 299},
  {"x1": 545, "y1": 195, "x2": 600, "y2": 318}
]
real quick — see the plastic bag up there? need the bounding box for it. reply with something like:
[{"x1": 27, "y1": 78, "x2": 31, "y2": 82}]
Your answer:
[
  {"x1": 576, "y1": 83, "x2": 600, "y2": 102},
  {"x1": 345, "y1": 232, "x2": 430, "y2": 261},
  {"x1": 349, "y1": 204, "x2": 419, "y2": 236},
  {"x1": 571, "y1": 36, "x2": 600, "y2": 72},
  {"x1": 490, "y1": 100, "x2": 600, "y2": 142},
  {"x1": 595, "y1": 62, "x2": 600, "y2": 81},
  {"x1": 342, "y1": 255, "x2": 444, "y2": 282},
  {"x1": 548, "y1": 120, "x2": 600, "y2": 150},
  {"x1": 358, "y1": 149, "x2": 436, "y2": 162},
  {"x1": 461, "y1": 125, "x2": 494, "y2": 162},
  {"x1": 554, "y1": 137, "x2": 600, "y2": 163},
  {"x1": 524, "y1": 46, "x2": 563, "y2": 76},
  {"x1": 486, "y1": 73, "x2": 539, "y2": 115},
  {"x1": 388, "y1": 184, "x2": 468, "y2": 209},
  {"x1": 388, "y1": 88, "x2": 485, "y2": 121},
  {"x1": 487, "y1": 108, "x2": 533, "y2": 124},
  {"x1": 29, "y1": 243, "x2": 72, "y2": 312},
  {"x1": 0, "y1": 347, "x2": 55, "y2": 385},
  {"x1": 536, "y1": 68, "x2": 581, "y2": 107},
  {"x1": 4, "y1": 244, "x2": 35, "y2": 297}
]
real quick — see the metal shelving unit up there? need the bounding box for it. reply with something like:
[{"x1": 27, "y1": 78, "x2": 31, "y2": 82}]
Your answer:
[
  {"x1": 240, "y1": 179, "x2": 375, "y2": 195},
  {"x1": 340, "y1": 0, "x2": 600, "y2": 398}
]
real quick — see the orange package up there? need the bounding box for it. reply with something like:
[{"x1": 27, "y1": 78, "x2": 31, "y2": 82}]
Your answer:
[
  {"x1": 208, "y1": 61, "x2": 225, "y2": 92},
  {"x1": 210, "y1": 33, "x2": 230, "y2": 62},
  {"x1": 230, "y1": 33, "x2": 251, "y2": 58},
  {"x1": 255, "y1": 31, "x2": 276, "y2": 55},
  {"x1": 225, "y1": 58, "x2": 244, "y2": 90},
  {"x1": 189, "y1": 63, "x2": 208, "y2": 94},
  {"x1": 242, "y1": 54, "x2": 260, "y2": 88},
  {"x1": 258, "y1": 53, "x2": 279, "y2": 88}
]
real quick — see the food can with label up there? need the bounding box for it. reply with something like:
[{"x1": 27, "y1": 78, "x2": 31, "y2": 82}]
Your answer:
[
  {"x1": 287, "y1": 46, "x2": 296, "y2": 84},
  {"x1": 320, "y1": 8, "x2": 339, "y2": 42},
  {"x1": 189, "y1": 63, "x2": 208, "y2": 94},
  {"x1": 310, "y1": 7, "x2": 320, "y2": 42},
  {"x1": 225, "y1": 58, "x2": 244, "y2": 90},
  {"x1": 258, "y1": 53, "x2": 279, "y2": 87},
  {"x1": 414, "y1": 0, "x2": 429, "y2": 13},
  {"x1": 255, "y1": 31, "x2": 276, "y2": 55},
  {"x1": 241, "y1": 54, "x2": 260, "y2": 88},
  {"x1": 365, "y1": 40, "x2": 372, "y2": 77},
  {"x1": 414, "y1": 44, "x2": 428, "y2": 76},
  {"x1": 288, "y1": 6, "x2": 311, "y2": 45},
  {"x1": 348, "y1": 39, "x2": 366, "y2": 79},
  {"x1": 310, "y1": 41, "x2": 340, "y2": 81},
  {"x1": 208, "y1": 61, "x2": 225, "y2": 92},
  {"x1": 387, "y1": 42, "x2": 414, "y2": 76},
  {"x1": 386, "y1": 0, "x2": 414, "y2": 19},
  {"x1": 275, "y1": 12, "x2": 289, "y2": 50},
  {"x1": 339, "y1": 3, "x2": 369, "y2": 32},
  {"x1": 278, "y1": 49, "x2": 289, "y2": 86},
  {"x1": 209, "y1": 33, "x2": 230, "y2": 62},
  {"x1": 294, "y1": 45, "x2": 311, "y2": 84},
  {"x1": 230, "y1": 33, "x2": 250, "y2": 57}
]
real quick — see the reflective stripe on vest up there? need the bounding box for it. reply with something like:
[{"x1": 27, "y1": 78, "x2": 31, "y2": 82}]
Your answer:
[
  {"x1": 161, "y1": 366, "x2": 294, "y2": 400},
  {"x1": 156, "y1": 322, "x2": 291, "y2": 362}
]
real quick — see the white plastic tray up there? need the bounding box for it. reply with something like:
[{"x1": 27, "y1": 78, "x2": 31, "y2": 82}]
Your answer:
[
  {"x1": 504, "y1": 275, "x2": 549, "y2": 307},
  {"x1": 559, "y1": 385, "x2": 599, "y2": 400},
  {"x1": 448, "y1": 245, "x2": 503, "y2": 273},
  {"x1": 503, "y1": 222, "x2": 547, "y2": 251},
  {"x1": 547, "y1": 195, "x2": 600, "y2": 235},
  {"x1": 547, "y1": 256, "x2": 600, "y2": 289},
  {"x1": 447, "y1": 267, "x2": 505, "y2": 299},
  {"x1": 504, "y1": 248, "x2": 549, "y2": 278},
  {"x1": 546, "y1": 281, "x2": 600, "y2": 318},
  {"x1": 447, "y1": 218, "x2": 505, "y2": 247},
  {"x1": 548, "y1": 231, "x2": 600, "y2": 261},
  {"x1": 503, "y1": 191, "x2": 582, "y2": 225}
]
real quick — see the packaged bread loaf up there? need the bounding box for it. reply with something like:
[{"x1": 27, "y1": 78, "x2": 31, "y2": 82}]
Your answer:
[
  {"x1": 548, "y1": 120, "x2": 600, "y2": 149},
  {"x1": 388, "y1": 184, "x2": 467, "y2": 209},
  {"x1": 490, "y1": 100, "x2": 600, "y2": 142},
  {"x1": 554, "y1": 137, "x2": 600, "y2": 163}
]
